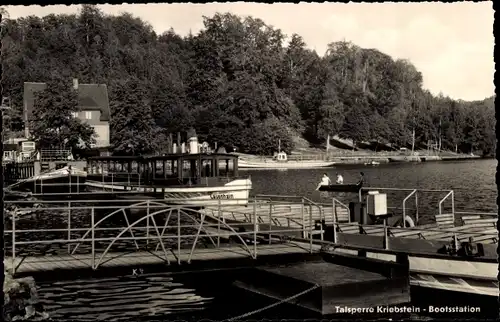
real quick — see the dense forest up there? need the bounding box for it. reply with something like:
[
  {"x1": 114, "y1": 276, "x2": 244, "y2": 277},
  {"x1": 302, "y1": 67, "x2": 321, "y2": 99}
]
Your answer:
[{"x1": 0, "y1": 5, "x2": 496, "y2": 156}]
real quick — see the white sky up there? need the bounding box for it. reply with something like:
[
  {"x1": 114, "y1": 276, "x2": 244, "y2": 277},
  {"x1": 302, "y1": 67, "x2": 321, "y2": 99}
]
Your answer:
[{"x1": 4, "y1": 2, "x2": 495, "y2": 101}]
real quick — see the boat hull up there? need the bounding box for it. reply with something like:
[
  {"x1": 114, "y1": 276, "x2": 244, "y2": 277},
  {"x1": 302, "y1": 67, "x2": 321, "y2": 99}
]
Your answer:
[
  {"x1": 9, "y1": 166, "x2": 87, "y2": 194},
  {"x1": 334, "y1": 249, "x2": 498, "y2": 298},
  {"x1": 85, "y1": 178, "x2": 252, "y2": 206},
  {"x1": 239, "y1": 159, "x2": 335, "y2": 169}
]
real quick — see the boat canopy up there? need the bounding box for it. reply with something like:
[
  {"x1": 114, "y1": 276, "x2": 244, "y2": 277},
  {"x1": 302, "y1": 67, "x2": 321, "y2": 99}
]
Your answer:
[{"x1": 87, "y1": 153, "x2": 240, "y2": 185}]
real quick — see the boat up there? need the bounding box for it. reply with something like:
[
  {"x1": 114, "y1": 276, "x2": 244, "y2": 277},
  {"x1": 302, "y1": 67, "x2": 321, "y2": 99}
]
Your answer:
[
  {"x1": 85, "y1": 152, "x2": 252, "y2": 206},
  {"x1": 364, "y1": 160, "x2": 380, "y2": 166},
  {"x1": 238, "y1": 152, "x2": 335, "y2": 170},
  {"x1": 7, "y1": 165, "x2": 87, "y2": 194},
  {"x1": 319, "y1": 187, "x2": 498, "y2": 298},
  {"x1": 317, "y1": 182, "x2": 363, "y2": 193}
]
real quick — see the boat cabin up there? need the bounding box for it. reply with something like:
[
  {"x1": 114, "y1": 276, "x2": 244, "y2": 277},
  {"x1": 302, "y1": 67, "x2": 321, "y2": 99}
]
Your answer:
[
  {"x1": 274, "y1": 152, "x2": 288, "y2": 162},
  {"x1": 87, "y1": 153, "x2": 239, "y2": 187}
]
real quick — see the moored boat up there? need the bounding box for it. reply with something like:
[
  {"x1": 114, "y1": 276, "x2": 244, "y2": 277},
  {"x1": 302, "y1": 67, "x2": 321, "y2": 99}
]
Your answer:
[
  {"x1": 238, "y1": 152, "x2": 335, "y2": 170},
  {"x1": 85, "y1": 153, "x2": 252, "y2": 206},
  {"x1": 7, "y1": 165, "x2": 87, "y2": 194}
]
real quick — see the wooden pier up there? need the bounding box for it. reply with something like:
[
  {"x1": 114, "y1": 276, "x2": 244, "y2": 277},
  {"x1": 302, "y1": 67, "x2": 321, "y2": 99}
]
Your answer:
[{"x1": 5, "y1": 243, "x2": 322, "y2": 278}]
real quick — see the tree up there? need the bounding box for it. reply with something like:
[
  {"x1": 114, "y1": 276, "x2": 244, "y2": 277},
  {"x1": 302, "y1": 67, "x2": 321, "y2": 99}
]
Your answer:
[
  {"x1": 29, "y1": 79, "x2": 96, "y2": 150},
  {"x1": 109, "y1": 77, "x2": 162, "y2": 155},
  {"x1": 1, "y1": 8, "x2": 495, "y2": 156}
]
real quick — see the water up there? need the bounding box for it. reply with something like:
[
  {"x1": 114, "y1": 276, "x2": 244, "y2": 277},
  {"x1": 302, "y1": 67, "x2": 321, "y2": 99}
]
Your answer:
[{"x1": 29, "y1": 159, "x2": 497, "y2": 320}]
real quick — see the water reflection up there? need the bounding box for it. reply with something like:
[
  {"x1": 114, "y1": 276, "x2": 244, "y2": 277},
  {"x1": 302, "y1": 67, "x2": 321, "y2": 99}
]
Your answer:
[{"x1": 37, "y1": 275, "x2": 211, "y2": 321}]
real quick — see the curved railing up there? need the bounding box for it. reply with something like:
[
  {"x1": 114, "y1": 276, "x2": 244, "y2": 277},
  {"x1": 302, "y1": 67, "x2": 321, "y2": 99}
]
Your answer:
[{"x1": 4, "y1": 197, "x2": 316, "y2": 275}]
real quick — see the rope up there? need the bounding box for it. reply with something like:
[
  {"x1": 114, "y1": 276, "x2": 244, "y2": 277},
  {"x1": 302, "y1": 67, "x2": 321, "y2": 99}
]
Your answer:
[{"x1": 224, "y1": 283, "x2": 320, "y2": 322}]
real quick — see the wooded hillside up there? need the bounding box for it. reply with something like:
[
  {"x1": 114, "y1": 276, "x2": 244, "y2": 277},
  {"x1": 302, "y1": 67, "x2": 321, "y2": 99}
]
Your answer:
[{"x1": 1, "y1": 6, "x2": 495, "y2": 156}]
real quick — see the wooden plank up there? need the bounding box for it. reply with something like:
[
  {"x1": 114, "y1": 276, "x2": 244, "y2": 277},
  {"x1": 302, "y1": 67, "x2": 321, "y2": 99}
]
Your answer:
[
  {"x1": 460, "y1": 222, "x2": 496, "y2": 229},
  {"x1": 390, "y1": 230, "x2": 423, "y2": 238},
  {"x1": 466, "y1": 234, "x2": 498, "y2": 242},
  {"x1": 463, "y1": 218, "x2": 497, "y2": 225},
  {"x1": 460, "y1": 215, "x2": 481, "y2": 221}
]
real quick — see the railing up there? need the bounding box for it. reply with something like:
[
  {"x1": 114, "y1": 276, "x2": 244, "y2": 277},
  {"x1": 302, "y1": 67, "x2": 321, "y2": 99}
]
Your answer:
[
  {"x1": 361, "y1": 187, "x2": 457, "y2": 225},
  {"x1": 86, "y1": 172, "x2": 251, "y2": 189},
  {"x1": 4, "y1": 197, "x2": 318, "y2": 275},
  {"x1": 439, "y1": 190, "x2": 455, "y2": 223},
  {"x1": 4, "y1": 194, "x2": 497, "y2": 276},
  {"x1": 402, "y1": 189, "x2": 417, "y2": 227},
  {"x1": 39, "y1": 149, "x2": 72, "y2": 162},
  {"x1": 330, "y1": 221, "x2": 497, "y2": 251}
]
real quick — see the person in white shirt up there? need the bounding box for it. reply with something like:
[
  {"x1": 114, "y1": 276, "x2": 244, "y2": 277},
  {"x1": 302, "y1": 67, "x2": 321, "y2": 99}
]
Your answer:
[
  {"x1": 336, "y1": 173, "x2": 344, "y2": 184},
  {"x1": 316, "y1": 173, "x2": 332, "y2": 190}
]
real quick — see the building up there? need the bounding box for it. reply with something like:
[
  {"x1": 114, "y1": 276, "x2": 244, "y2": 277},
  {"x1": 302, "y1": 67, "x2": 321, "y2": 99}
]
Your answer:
[{"x1": 23, "y1": 79, "x2": 111, "y2": 148}]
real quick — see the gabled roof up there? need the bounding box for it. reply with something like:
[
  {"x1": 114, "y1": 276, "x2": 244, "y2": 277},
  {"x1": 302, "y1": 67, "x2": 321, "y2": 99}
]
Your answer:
[{"x1": 23, "y1": 82, "x2": 110, "y2": 122}]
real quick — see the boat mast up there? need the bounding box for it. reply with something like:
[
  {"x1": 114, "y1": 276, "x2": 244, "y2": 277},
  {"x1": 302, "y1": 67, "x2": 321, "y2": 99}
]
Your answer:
[{"x1": 278, "y1": 139, "x2": 281, "y2": 153}]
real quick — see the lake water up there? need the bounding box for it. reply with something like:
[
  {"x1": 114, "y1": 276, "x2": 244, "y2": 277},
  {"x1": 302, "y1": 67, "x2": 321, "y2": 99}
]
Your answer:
[{"x1": 34, "y1": 159, "x2": 498, "y2": 321}]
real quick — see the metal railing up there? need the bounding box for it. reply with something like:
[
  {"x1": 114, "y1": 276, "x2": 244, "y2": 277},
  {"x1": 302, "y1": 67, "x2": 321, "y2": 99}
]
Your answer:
[
  {"x1": 439, "y1": 190, "x2": 455, "y2": 222},
  {"x1": 39, "y1": 149, "x2": 73, "y2": 162},
  {"x1": 330, "y1": 221, "x2": 497, "y2": 251},
  {"x1": 4, "y1": 194, "x2": 497, "y2": 276},
  {"x1": 4, "y1": 197, "x2": 320, "y2": 275},
  {"x1": 361, "y1": 187, "x2": 457, "y2": 225}
]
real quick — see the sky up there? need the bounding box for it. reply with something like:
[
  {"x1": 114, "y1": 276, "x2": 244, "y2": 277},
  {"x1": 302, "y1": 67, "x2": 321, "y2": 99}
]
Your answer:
[{"x1": 4, "y1": 2, "x2": 495, "y2": 101}]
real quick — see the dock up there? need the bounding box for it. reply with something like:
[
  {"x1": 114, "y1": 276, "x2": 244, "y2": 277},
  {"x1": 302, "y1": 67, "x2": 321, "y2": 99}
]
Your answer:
[{"x1": 4, "y1": 190, "x2": 497, "y2": 314}]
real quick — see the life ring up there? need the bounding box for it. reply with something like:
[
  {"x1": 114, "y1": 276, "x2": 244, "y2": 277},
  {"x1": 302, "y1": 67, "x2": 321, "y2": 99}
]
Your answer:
[{"x1": 394, "y1": 215, "x2": 415, "y2": 228}]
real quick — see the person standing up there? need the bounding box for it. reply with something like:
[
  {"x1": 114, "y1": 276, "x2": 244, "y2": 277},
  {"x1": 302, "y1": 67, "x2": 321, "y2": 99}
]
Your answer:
[{"x1": 357, "y1": 172, "x2": 365, "y2": 185}]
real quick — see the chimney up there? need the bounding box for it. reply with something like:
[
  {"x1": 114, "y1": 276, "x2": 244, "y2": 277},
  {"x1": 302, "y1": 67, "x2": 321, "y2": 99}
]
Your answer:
[{"x1": 73, "y1": 78, "x2": 78, "y2": 90}]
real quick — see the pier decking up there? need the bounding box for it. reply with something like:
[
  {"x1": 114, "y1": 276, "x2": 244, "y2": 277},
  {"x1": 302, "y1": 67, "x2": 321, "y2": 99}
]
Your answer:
[{"x1": 5, "y1": 243, "x2": 321, "y2": 276}]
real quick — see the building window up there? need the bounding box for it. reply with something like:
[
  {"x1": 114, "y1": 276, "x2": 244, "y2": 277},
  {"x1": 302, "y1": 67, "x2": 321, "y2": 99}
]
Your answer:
[
  {"x1": 85, "y1": 111, "x2": 92, "y2": 120},
  {"x1": 71, "y1": 112, "x2": 78, "y2": 118}
]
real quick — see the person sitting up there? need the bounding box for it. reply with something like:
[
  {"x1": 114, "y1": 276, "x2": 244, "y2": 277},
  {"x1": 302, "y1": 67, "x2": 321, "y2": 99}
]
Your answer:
[
  {"x1": 316, "y1": 173, "x2": 332, "y2": 190},
  {"x1": 336, "y1": 173, "x2": 344, "y2": 184}
]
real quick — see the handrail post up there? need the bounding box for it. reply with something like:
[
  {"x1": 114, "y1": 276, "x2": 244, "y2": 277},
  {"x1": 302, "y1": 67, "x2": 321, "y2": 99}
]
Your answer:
[
  {"x1": 91, "y1": 207, "x2": 95, "y2": 270},
  {"x1": 301, "y1": 198, "x2": 305, "y2": 239},
  {"x1": 11, "y1": 208, "x2": 16, "y2": 275},
  {"x1": 111, "y1": 173, "x2": 114, "y2": 192},
  {"x1": 268, "y1": 202, "x2": 273, "y2": 244},
  {"x1": 146, "y1": 200, "x2": 150, "y2": 248},
  {"x1": 402, "y1": 189, "x2": 417, "y2": 228},
  {"x1": 332, "y1": 198, "x2": 336, "y2": 222},
  {"x1": 451, "y1": 190, "x2": 455, "y2": 223},
  {"x1": 415, "y1": 190, "x2": 419, "y2": 224},
  {"x1": 67, "y1": 201, "x2": 71, "y2": 254},
  {"x1": 309, "y1": 204, "x2": 313, "y2": 253},
  {"x1": 320, "y1": 205, "x2": 324, "y2": 241},
  {"x1": 383, "y1": 223, "x2": 389, "y2": 250},
  {"x1": 332, "y1": 205, "x2": 337, "y2": 244},
  {"x1": 253, "y1": 198, "x2": 257, "y2": 259},
  {"x1": 217, "y1": 199, "x2": 221, "y2": 247},
  {"x1": 177, "y1": 208, "x2": 181, "y2": 265}
]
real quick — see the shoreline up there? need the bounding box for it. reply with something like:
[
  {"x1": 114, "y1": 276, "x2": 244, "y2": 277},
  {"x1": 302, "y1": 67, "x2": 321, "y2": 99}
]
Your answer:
[{"x1": 238, "y1": 153, "x2": 484, "y2": 169}]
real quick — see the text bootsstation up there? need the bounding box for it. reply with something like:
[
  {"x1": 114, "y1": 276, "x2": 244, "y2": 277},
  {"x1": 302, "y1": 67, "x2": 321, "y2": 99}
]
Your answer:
[{"x1": 334, "y1": 305, "x2": 481, "y2": 314}]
